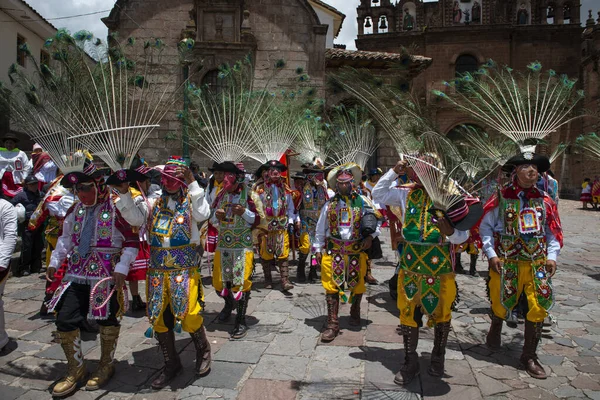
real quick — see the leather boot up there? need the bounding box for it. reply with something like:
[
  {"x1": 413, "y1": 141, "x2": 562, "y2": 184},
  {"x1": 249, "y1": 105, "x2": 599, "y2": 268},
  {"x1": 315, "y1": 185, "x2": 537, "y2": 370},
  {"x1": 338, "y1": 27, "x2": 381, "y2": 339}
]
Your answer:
[
  {"x1": 296, "y1": 252, "x2": 308, "y2": 282},
  {"x1": 428, "y1": 322, "x2": 451, "y2": 377},
  {"x1": 53, "y1": 329, "x2": 86, "y2": 397},
  {"x1": 454, "y1": 253, "x2": 466, "y2": 274},
  {"x1": 151, "y1": 330, "x2": 183, "y2": 390},
  {"x1": 262, "y1": 260, "x2": 273, "y2": 289},
  {"x1": 279, "y1": 261, "x2": 294, "y2": 291},
  {"x1": 394, "y1": 325, "x2": 420, "y2": 386},
  {"x1": 217, "y1": 290, "x2": 234, "y2": 322},
  {"x1": 231, "y1": 292, "x2": 250, "y2": 339},
  {"x1": 469, "y1": 254, "x2": 479, "y2": 276},
  {"x1": 86, "y1": 325, "x2": 120, "y2": 390},
  {"x1": 131, "y1": 294, "x2": 147, "y2": 311},
  {"x1": 520, "y1": 320, "x2": 547, "y2": 379},
  {"x1": 486, "y1": 314, "x2": 503, "y2": 349},
  {"x1": 321, "y1": 294, "x2": 340, "y2": 342},
  {"x1": 190, "y1": 326, "x2": 212, "y2": 376},
  {"x1": 365, "y1": 259, "x2": 378, "y2": 284},
  {"x1": 349, "y1": 294, "x2": 362, "y2": 326}
]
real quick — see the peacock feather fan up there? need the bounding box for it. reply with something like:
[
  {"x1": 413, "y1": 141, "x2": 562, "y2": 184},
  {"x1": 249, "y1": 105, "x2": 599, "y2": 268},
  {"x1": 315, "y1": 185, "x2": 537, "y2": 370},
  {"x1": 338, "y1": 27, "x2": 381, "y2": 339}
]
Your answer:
[
  {"x1": 576, "y1": 133, "x2": 600, "y2": 160},
  {"x1": 435, "y1": 60, "x2": 584, "y2": 152}
]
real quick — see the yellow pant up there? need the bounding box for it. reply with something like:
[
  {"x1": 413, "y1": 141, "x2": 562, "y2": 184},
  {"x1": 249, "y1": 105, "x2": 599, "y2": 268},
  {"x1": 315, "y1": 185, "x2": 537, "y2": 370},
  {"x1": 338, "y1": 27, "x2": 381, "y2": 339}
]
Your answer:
[
  {"x1": 299, "y1": 232, "x2": 310, "y2": 255},
  {"x1": 321, "y1": 252, "x2": 367, "y2": 295},
  {"x1": 488, "y1": 260, "x2": 547, "y2": 323},
  {"x1": 46, "y1": 235, "x2": 58, "y2": 268},
  {"x1": 397, "y1": 270, "x2": 456, "y2": 328},
  {"x1": 152, "y1": 270, "x2": 204, "y2": 334},
  {"x1": 212, "y1": 249, "x2": 254, "y2": 293},
  {"x1": 259, "y1": 230, "x2": 289, "y2": 261}
]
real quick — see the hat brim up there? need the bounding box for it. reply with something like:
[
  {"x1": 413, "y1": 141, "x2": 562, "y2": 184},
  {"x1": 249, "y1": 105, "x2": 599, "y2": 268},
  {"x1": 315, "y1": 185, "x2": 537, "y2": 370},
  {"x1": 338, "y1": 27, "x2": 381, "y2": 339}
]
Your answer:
[
  {"x1": 217, "y1": 162, "x2": 244, "y2": 175},
  {"x1": 106, "y1": 169, "x2": 148, "y2": 185},
  {"x1": 61, "y1": 170, "x2": 106, "y2": 188},
  {"x1": 256, "y1": 161, "x2": 287, "y2": 178},
  {"x1": 327, "y1": 163, "x2": 363, "y2": 189},
  {"x1": 502, "y1": 154, "x2": 550, "y2": 174},
  {"x1": 1, "y1": 136, "x2": 20, "y2": 143},
  {"x1": 451, "y1": 202, "x2": 484, "y2": 231}
]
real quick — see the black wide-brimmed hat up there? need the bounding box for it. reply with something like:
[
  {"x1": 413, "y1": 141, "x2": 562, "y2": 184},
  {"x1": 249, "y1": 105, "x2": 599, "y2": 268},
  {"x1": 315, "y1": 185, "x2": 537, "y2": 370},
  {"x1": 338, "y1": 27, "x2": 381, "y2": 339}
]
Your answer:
[
  {"x1": 105, "y1": 157, "x2": 152, "y2": 185},
  {"x1": 23, "y1": 174, "x2": 39, "y2": 185},
  {"x1": 219, "y1": 161, "x2": 244, "y2": 175},
  {"x1": 292, "y1": 172, "x2": 307, "y2": 180},
  {"x1": 1, "y1": 133, "x2": 20, "y2": 143},
  {"x1": 428, "y1": 197, "x2": 484, "y2": 231},
  {"x1": 255, "y1": 160, "x2": 287, "y2": 178},
  {"x1": 61, "y1": 160, "x2": 107, "y2": 188},
  {"x1": 502, "y1": 152, "x2": 550, "y2": 174}
]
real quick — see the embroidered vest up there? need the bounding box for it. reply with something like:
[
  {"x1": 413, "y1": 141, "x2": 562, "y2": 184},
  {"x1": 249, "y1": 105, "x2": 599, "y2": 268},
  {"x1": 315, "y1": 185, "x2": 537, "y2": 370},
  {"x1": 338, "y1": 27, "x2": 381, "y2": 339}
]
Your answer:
[
  {"x1": 400, "y1": 188, "x2": 452, "y2": 276},
  {"x1": 300, "y1": 184, "x2": 327, "y2": 234},
  {"x1": 149, "y1": 195, "x2": 193, "y2": 248},
  {"x1": 66, "y1": 200, "x2": 120, "y2": 281},
  {"x1": 263, "y1": 183, "x2": 288, "y2": 232},
  {"x1": 215, "y1": 186, "x2": 253, "y2": 250},
  {"x1": 495, "y1": 195, "x2": 547, "y2": 261},
  {"x1": 327, "y1": 195, "x2": 363, "y2": 244}
]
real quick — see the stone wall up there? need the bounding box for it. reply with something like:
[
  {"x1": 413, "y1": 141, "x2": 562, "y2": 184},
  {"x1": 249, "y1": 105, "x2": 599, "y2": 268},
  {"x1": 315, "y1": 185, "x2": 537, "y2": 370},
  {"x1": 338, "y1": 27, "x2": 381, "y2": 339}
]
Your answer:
[{"x1": 104, "y1": 0, "x2": 327, "y2": 168}]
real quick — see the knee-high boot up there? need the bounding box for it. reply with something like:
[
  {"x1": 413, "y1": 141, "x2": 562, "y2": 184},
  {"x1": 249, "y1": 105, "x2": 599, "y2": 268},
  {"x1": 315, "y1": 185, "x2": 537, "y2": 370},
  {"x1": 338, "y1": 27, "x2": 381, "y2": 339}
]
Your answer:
[
  {"x1": 297, "y1": 252, "x2": 308, "y2": 282},
  {"x1": 469, "y1": 254, "x2": 478, "y2": 276},
  {"x1": 217, "y1": 290, "x2": 234, "y2": 322},
  {"x1": 320, "y1": 294, "x2": 339, "y2": 342},
  {"x1": 365, "y1": 259, "x2": 378, "y2": 284},
  {"x1": 262, "y1": 259, "x2": 273, "y2": 289},
  {"x1": 349, "y1": 294, "x2": 363, "y2": 326},
  {"x1": 521, "y1": 321, "x2": 546, "y2": 379},
  {"x1": 52, "y1": 329, "x2": 86, "y2": 397},
  {"x1": 428, "y1": 322, "x2": 451, "y2": 377},
  {"x1": 394, "y1": 325, "x2": 420, "y2": 386},
  {"x1": 190, "y1": 326, "x2": 212, "y2": 376},
  {"x1": 86, "y1": 325, "x2": 120, "y2": 390},
  {"x1": 151, "y1": 330, "x2": 183, "y2": 390},
  {"x1": 231, "y1": 292, "x2": 250, "y2": 339},
  {"x1": 279, "y1": 261, "x2": 294, "y2": 291},
  {"x1": 486, "y1": 314, "x2": 503, "y2": 349}
]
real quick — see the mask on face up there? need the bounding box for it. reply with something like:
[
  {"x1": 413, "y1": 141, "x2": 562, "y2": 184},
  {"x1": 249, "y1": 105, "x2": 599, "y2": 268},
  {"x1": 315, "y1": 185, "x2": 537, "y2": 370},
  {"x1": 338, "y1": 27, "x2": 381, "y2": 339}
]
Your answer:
[
  {"x1": 222, "y1": 172, "x2": 238, "y2": 192},
  {"x1": 267, "y1": 168, "x2": 281, "y2": 183},
  {"x1": 76, "y1": 182, "x2": 98, "y2": 207},
  {"x1": 162, "y1": 166, "x2": 184, "y2": 193}
]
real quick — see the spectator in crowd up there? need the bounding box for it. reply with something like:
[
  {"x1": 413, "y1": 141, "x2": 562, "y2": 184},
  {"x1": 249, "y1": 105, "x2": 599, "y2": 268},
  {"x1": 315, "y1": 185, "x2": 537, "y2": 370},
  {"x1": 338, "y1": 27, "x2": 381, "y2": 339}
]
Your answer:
[
  {"x1": 28, "y1": 143, "x2": 57, "y2": 186},
  {"x1": 11, "y1": 174, "x2": 44, "y2": 276},
  {"x1": 0, "y1": 196, "x2": 18, "y2": 351},
  {"x1": 0, "y1": 133, "x2": 30, "y2": 199}
]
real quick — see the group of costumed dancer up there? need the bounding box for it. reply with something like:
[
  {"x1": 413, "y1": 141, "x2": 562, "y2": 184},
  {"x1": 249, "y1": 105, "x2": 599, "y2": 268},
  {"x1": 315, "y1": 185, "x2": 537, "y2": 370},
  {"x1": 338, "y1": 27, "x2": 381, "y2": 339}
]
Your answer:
[{"x1": 2, "y1": 30, "x2": 572, "y2": 396}]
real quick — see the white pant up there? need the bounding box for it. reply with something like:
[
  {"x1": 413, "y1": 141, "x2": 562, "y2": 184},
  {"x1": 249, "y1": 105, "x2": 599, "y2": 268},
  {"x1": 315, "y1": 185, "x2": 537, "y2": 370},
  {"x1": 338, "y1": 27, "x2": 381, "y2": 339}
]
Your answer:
[{"x1": 0, "y1": 275, "x2": 8, "y2": 349}]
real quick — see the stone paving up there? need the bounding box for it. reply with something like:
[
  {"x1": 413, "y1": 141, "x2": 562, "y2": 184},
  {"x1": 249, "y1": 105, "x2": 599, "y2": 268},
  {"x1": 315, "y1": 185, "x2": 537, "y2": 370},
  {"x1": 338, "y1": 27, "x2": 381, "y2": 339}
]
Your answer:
[{"x1": 0, "y1": 199, "x2": 599, "y2": 400}]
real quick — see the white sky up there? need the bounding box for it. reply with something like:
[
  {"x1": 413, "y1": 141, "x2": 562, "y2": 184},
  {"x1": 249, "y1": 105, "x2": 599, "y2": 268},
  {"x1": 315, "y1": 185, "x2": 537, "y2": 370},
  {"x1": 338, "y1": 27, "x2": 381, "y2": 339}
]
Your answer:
[{"x1": 23, "y1": 0, "x2": 598, "y2": 51}]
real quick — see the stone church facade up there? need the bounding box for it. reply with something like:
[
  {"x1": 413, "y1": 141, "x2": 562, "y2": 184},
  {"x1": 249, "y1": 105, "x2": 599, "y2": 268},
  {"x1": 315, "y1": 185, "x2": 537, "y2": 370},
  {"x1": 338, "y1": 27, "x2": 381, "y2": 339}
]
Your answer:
[{"x1": 355, "y1": 0, "x2": 591, "y2": 197}]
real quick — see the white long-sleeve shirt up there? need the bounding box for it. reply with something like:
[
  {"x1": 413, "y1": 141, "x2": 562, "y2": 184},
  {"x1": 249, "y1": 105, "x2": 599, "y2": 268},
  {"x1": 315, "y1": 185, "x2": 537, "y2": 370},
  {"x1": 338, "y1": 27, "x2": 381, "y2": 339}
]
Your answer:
[
  {"x1": 0, "y1": 199, "x2": 18, "y2": 269},
  {"x1": 0, "y1": 149, "x2": 30, "y2": 184},
  {"x1": 116, "y1": 181, "x2": 210, "y2": 247},
  {"x1": 49, "y1": 202, "x2": 138, "y2": 276},
  {"x1": 479, "y1": 197, "x2": 561, "y2": 262},
  {"x1": 372, "y1": 169, "x2": 469, "y2": 245},
  {"x1": 314, "y1": 194, "x2": 381, "y2": 253}
]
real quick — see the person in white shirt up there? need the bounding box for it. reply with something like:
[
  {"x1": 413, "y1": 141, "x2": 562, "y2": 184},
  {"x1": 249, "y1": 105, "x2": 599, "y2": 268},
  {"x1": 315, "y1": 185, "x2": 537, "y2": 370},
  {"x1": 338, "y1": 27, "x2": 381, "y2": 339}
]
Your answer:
[
  {"x1": 0, "y1": 198, "x2": 18, "y2": 351},
  {"x1": 314, "y1": 163, "x2": 382, "y2": 343},
  {"x1": 0, "y1": 133, "x2": 30, "y2": 198}
]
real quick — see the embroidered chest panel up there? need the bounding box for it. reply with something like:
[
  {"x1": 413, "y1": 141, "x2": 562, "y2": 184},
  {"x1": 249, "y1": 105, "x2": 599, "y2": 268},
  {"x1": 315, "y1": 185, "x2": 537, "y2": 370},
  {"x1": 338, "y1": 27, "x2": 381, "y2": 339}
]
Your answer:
[
  {"x1": 328, "y1": 195, "x2": 362, "y2": 240},
  {"x1": 497, "y1": 196, "x2": 547, "y2": 260},
  {"x1": 72, "y1": 202, "x2": 115, "y2": 248},
  {"x1": 150, "y1": 196, "x2": 192, "y2": 247},
  {"x1": 215, "y1": 187, "x2": 253, "y2": 249},
  {"x1": 402, "y1": 188, "x2": 441, "y2": 244},
  {"x1": 302, "y1": 184, "x2": 327, "y2": 212},
  {"x1": 263, "y1": 184, "x2": 288, "y2": 231}
]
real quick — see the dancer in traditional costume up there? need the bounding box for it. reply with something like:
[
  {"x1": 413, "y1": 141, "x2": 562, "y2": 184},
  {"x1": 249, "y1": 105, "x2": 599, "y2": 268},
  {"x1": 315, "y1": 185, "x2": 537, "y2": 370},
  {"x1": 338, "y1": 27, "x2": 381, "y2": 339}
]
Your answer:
[
  {"x1": 210, "y1": 162, "x2": 259, "y2": 338},
  {"x1": 0, "y1": 133, "x2": 30, "y2": 198},
  {"x1": 46, "y1": 160, "x2": 138, "y2": 396},
  {"x1": 373, "y1": 159, "x2": 481, "y2": 385},
  {"x1": 592, "y1": 176, "x2": 600, "y2": 208},
  {"x1": 28, "y1": 175, "x2": 75, "y2": 314},
  {"x1": 29, "y1": 143, "x2": 57, "y2": 186},
  {"x1": 315, "y1": 163, "x2": 382, "y2": 342},
  {"x1": 116, "y1": 156, "x2": 212, "y2": 389},
  {"x1": 205, "y1": 162, "x2": 225, "y2": 254},
  {"x1": 254, "y1": 160, "x2": 296, "y2": 291},
  {"x1": 296, "y1": 163, "x2": 329, "y2": 283},
  {"x1": 481, "y1": 150, "x2": 562, "y2": 379}
]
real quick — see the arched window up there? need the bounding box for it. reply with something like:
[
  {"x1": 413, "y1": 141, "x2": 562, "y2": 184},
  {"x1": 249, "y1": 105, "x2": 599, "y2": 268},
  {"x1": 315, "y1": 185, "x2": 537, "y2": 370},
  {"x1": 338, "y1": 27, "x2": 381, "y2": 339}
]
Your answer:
[
  {"x1": 202, "y1": 69, "x2": 228, "y2": 94},
  {"x1": 455, "y1": 54, "x2": 479, "y2": 77},
  {"x1": 364, "y1": 16, "x2": 374, "y2": 34},
  {"x1": 547, "y1": 5, "x2": 555, "y2": 24},
  {"x1": 563, "y1": 4, "x2": 571, "y2": 24},
  {"x1": 371, "y1": 0, "x2": 380, "y2": 7}
]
